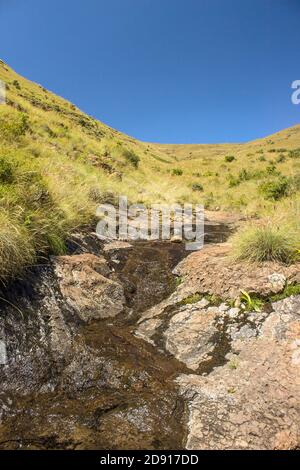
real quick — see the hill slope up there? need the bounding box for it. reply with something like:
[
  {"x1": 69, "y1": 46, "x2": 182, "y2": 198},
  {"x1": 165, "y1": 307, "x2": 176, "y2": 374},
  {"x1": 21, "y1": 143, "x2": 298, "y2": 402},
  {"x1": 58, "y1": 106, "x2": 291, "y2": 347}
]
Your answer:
[{"x1": 0, "y1": 60, "x2": 300, "y2": 282}]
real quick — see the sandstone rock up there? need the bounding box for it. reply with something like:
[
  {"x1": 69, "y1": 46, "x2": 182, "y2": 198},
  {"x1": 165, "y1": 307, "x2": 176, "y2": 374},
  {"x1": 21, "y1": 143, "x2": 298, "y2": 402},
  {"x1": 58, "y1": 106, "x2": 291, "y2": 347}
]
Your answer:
[
  {"x1": 164, "y1": 307, "x2": 219, "y2": 370},
  {"x1": 0, "y1": 340, "x2": 7, "y2": 365},
  {"x1": 170, "y1": 235, "x2": 182, "y2": 243},
  {"x1": 228, "y1": 307, "x2": 240, "y2": 318},
  {"x1": 173, "y1": 243, "x2": 300, "y2": 300},
  {"x1": 268, "y1": 272, "x2": 286, "y2": 293},
  {"x1": 177, "y1": 295, "x2": 300, "y2": 450},
  {"x1": 53, "y1": 254, "x2": 125, "y2": 321},
  {"x1": 103, "y1": 241, "x2": 133, "y2": 252},
  {"x1": 219, "y1": 303, "x2": 229, "y2": 312},
  {"x1": 135, "y1": 317, "x2": 163, "y2": 346}
]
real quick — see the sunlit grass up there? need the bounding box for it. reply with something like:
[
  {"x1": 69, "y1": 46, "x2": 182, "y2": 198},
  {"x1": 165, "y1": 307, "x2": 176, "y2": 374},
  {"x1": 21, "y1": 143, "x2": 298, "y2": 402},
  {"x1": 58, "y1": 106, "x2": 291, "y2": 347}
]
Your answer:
[
  {"x1": 230, "y1": 221, "x2": 300, "y2": 264},
  {"x1": 1, "y1": 60, "x2": 300, "y2": 282}
]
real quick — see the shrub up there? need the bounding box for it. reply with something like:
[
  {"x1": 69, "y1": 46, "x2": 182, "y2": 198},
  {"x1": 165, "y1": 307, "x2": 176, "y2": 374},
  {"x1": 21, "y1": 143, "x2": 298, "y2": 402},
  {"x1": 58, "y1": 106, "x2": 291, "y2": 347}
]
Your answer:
[
  {"x1": 192, "y1": 183, "x2": 204, "y2": 191},
  {"x1": 259, "y1": 155, "x2": 266, "y2": 161},
  {"x1": 0, "y1": 110, "x2": 29, "y2": 141},
  {"x1": 228, "y1": 175, "x2": 240, "y2": 187},
  {"x1": 225, "y1": 155, "x2": 235, "y2": 163},
  {"x1": 240, "y1": 291, "x2": 264, "y2": 312},
  {"x1": 238, "y1": 168, "x2": 252, "y2": 181},
  {"x1": 123, "y1": 149, "x2": 140, "y2": 168},
  {"x1": 276, "y1": 154, "x2": 286, "y2": 163},
  {"x1": 292, "y1": 173, "x2": 300, "y2": 189},
  {"x1": 230, "y1": 223, "x2": 299, "y2": 263},
  {"x1": 289, "y1": 148, "x2": 300, "y2": 159},
  {"x1": 259, "y1": 177, "x2": 290, "y2": 200},
  {"x1": 172, "y1": 168, "x2": 183, "y2": 176},
  {"x1": 266, "y1": 163, "x2": 279, "y2": 175},
  {"x1": 0, "y1": 157, "x2": 14, "y2": 183},
  {"x1": 12, "y1": 80, "x2": 21, "y2": 90},
  {"x1": 42, "y1": 124, "x2": 57, "y2": 138}
]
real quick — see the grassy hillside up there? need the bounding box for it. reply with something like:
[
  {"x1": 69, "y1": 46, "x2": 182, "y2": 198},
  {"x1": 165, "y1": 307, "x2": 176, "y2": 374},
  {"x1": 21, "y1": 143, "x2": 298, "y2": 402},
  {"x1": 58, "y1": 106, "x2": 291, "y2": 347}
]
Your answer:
[
  {"x1": 156, "y1": 124, "x2": 300, "y2": 214},
  {"x1": 0, "y1": 59, "x2": 300, "y2": 282}
]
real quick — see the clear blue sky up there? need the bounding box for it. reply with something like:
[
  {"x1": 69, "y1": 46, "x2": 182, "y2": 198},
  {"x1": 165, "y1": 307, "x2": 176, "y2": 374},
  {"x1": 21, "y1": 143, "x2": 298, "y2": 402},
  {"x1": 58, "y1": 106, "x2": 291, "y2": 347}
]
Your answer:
[{"x1": 0, "y1": 0, "x2": 299, "y2": 143}]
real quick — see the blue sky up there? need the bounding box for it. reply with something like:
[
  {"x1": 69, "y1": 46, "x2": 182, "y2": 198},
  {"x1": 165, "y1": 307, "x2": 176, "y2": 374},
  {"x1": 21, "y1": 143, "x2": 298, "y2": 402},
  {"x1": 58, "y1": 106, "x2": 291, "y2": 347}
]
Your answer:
[{"x1": 0, "y1": 0, "x2": 299, "y2": 143}]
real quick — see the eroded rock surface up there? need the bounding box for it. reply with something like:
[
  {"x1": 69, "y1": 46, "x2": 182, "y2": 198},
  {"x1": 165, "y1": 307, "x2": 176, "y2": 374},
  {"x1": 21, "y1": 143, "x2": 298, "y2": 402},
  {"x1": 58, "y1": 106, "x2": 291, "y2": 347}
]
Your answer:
[
  {"x1": 176, "y1": 296, "x2": 300, "y2": 450},
  {"x1": 135, "y1": 245, "x2": 300, "y2": 450},
  {"x1": 0, "y1": 242, "x2": 187, "y2": 450},
  {"x1": 173, "y1": 243, "x2": 300, "y2": 300},
  {"x1": 164, "y1": 306, "x2": 219, "y2": 370},
  {"x1": 0, "y1": 232, "x2": 299, "y2": 450},
  {"x1": 53, "y1": 254, "x2": 125, "y2": 321}
]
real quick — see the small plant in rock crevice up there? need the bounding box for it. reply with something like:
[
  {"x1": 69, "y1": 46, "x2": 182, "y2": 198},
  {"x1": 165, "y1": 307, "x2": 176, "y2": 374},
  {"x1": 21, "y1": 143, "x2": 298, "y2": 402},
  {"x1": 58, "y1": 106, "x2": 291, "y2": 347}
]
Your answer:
[{"x1": 240, "y1": 290, "x2": 264, "y2": 312}]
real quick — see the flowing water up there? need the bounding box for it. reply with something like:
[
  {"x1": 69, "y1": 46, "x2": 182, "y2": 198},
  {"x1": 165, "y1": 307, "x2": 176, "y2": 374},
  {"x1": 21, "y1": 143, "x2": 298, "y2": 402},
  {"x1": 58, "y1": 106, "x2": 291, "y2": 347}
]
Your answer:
[{"x1": 0, "y1": 223, "x2": 231, "y2": 450}]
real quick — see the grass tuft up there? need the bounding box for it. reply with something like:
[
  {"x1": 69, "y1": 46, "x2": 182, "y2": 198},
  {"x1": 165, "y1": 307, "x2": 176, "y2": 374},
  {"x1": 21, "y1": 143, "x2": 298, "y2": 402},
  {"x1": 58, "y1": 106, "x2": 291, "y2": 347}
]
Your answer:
[{"x1": 230, "y1": 222, "x2": 300, "y2": 264}]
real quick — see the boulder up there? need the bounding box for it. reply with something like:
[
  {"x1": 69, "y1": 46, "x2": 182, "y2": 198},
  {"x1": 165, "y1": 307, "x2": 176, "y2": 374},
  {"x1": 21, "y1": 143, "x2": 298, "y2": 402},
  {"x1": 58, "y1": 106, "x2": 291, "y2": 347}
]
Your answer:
[
  {"x1": 177, "y1": 296, "x2": 300, "y2": 450},
  {"x1": 53, "y1": 254, "x2": 125, "y2": 321}
]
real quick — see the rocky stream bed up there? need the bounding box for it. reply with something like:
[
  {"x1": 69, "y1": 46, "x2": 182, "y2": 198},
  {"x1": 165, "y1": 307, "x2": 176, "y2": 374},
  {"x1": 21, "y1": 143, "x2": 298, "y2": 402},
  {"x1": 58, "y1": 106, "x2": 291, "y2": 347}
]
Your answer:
[{"x1": 0, "y1": 221, "x2": 299, "y2": 450}]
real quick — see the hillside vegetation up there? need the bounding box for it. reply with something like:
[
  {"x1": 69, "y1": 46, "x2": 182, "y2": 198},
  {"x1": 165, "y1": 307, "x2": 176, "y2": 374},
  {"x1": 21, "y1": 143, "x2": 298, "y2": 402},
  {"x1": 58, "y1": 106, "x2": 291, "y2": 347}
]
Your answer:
[{"x1": 0, "y1": 59, "x2": 300, "y2": 282}]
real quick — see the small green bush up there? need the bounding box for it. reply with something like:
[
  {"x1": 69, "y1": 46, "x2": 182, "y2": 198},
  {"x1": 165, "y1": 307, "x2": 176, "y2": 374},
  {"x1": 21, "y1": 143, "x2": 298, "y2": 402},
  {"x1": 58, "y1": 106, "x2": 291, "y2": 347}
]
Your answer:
[
  {"x1": 225, "y1": 155, "x2": 235, "y2": 163},
  {"x1": 42, "y1": 124, "x2": 57, "y2": 138},
  {"x1": 0, "y1": 157, "x2": 14, "y2": 183},
  {"x1": 276, "y1": 154, "x2": 286, "y2": 163},
  {"x1": 288, "y1": 148, "x2": 300, "y2": 159},
  {"x1": 228, "y1": 175, "x2": 240, "y2": 187},
  {"x1": 0, "y1": 110, "x2": 29, "y2": 141},
  {"x1": 238, "y1": 168, "x2": 252, "y2": 181},
  {"x1": 172, "y1": 168, "x2": 183, "y2": 176},
  {"x1": 259, "y1": 177, "x2": 290, "y2": 200},
  {"x1": 266, "y1": 163, "x2": 279, "y2": 175},
  {"x1": 291, "y1": 174, "x2": 300, "y2": 192},
  {"x1": 123, "y1": 149, "x2": 140, "y2": 168},
  {"x1": 192, "y1": 183, "x2": 204, "y2": 191},
  {"x1": 12, "y1": 79, "x2": 21, "y2": 90}
]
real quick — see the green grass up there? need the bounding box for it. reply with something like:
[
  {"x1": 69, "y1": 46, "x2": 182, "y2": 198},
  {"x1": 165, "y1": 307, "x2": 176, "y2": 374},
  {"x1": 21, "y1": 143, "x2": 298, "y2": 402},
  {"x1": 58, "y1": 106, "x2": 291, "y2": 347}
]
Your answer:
[
  {"x1": 178, "y1": 293, "x2": 202, "y2": 305},
  {"x1": 178, "y1": 292, "x2": 222, "y2": 306},
  {"x1": 1, "y1": 60, "x2": 300, "y2": 284},
  {"x1": 270, "y1": 283, "x2": 300, "y2": 302},
  {"x1": 240, "y1": 290, "x2": 264, "y2": 312}
]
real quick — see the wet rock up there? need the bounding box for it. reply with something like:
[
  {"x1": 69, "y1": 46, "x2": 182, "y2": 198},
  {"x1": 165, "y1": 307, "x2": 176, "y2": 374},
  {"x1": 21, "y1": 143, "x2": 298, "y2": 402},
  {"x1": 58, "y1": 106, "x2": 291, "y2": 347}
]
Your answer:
[
  {"x1": 164, "y1": 306, "x2": 219, "y2": 370},
  {"x1": 0, "y1": 241, "x2": 188, "y2": 450},
  {"x1": 135, "y1": 317, "x2": 163, "y2": 346},
  {"x1": 53, "y1": 254, "x2": 125, "y2": 321},
  {"x1": 0, "y1": 340, "x2": 7, "y2": 365}
]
